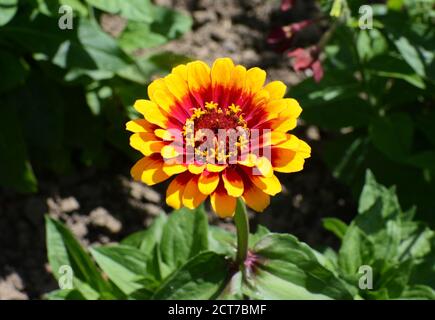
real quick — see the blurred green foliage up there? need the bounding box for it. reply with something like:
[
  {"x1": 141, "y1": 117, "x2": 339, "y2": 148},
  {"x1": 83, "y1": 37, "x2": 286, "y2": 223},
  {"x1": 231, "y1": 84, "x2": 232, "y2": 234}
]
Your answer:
[
  {"x1": 292, "y1": 0, "x2": 435, "y2": 224},
  {"x1": 0, "y1": 0, "x2": 192, "y2": 192}
]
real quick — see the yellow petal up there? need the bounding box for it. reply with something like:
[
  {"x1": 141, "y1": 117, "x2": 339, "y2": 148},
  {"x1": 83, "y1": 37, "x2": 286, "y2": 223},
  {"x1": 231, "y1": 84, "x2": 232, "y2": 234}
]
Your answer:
[
  {"x1": 206, "y1": 163, "x2": 226, "y2": 172},
  {"x1": 250, "y1": 173, "x2": 282, "y2": 196},
  {"x1": 229, "y1": 65, "x2": 246, "y2": 91},
  {"x1": 211, "y1": 57, "x2": 234, "y2": 88},
  {"x1": 162, "y1": 163, "x2": 187, "y2": 175},
  {"x1": 188, "y1": 163, "x2": 206, "y2": 174},
  {"x1": 270, "y1": 99, "x2": 302, "y2": 132},
  {"x1": 245, "y1": 67, "x2": 266, "y2": 94},
  {"x1": 242, "y1": 183, "x2": 270, "y2": 212},
  {"x1": 198, "y1": 171, "x2": 220, "y2": 195},
  {"x1": 222, "y1": 169, "x2": 244, "y2": 197},
  {"x1": 172, "y1": 64, "x2": 188, "y2": 81},
  {"x1": 154, "y1": 128, "x2": 175, "y2": 141},
  {"x1": 238, "y1": 153, "x2": 257, "y2": 167},
  {"x1": 255, "y1": 156, "x2": 273, "y2": 178},
  {"x1": 210, "y1": 185, "x2": 236, "y2": 218},
  {"x1": 130, "y1": 133, "x2": 164, "y2": 156},
  {"x1": 148, "y1": 79, "x2": 175, "y2": 113},
  {"x1": 187, "y1": 61, "x2": 211, "y2": 94},
  {"x1": 161, "y1": 145, "x2": 179, "y2": 159},
  {"x1": 263, "y1": 81, "x2": 287, "y2": 100},
  {"x1": 134, "y1": 99, "x2": 168, "y2": 129},
  {"x1": 266, "y1": 99, "x2": 290, "y2": 115},
  {"x1": 164, "y1": 73, "x2": 190, "y2": 102},
  {"x1": 182, "y1": 175, "x2": 207, "y2": 209},
  {"x1": 126, "y1": 119, "x2": 153, "y2": 133},
  {"x1": 251, "y1": 89, "x2": 270, "y2": 108}
]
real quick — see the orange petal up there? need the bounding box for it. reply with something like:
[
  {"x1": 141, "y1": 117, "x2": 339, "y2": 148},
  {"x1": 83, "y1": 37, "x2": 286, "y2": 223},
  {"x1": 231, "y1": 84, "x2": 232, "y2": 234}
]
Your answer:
[
  {"x1": 222, "y1": 169, "x2": 244, "y2": 197},
  {"x1": 250, "y1": 173, "x2": 282, "y2": 196},
  {"x1": 182, "y1": 175, "x2": 208, "y2": 209},
  {"x1": 210, "y1": 184, "x2": 237, "y2": 218},
  {"x1": 242, "y1": 182, "x2": 270, "y2": 212},
  {"x1": 131, "y1": 156, "x2": 170, "y2": 186},
  {"x1": 166, "y1": 173, "x2": 191, "y2": 209},
  {"x1": 198, "y1": 171, "x2": 220, "y2": 195}
]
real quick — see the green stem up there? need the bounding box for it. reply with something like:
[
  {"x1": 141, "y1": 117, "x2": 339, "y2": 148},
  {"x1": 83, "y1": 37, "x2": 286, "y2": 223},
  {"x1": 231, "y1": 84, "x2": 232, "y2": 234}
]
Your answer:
[{"x1": 234, "y1": 198, "x2": 249, "y2": 268}]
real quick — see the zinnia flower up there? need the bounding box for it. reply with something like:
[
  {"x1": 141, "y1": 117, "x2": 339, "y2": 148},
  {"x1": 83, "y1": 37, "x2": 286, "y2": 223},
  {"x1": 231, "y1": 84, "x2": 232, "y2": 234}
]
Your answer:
[{"x1": 126, "y1": 58, "x2": 310, "y2": 218}]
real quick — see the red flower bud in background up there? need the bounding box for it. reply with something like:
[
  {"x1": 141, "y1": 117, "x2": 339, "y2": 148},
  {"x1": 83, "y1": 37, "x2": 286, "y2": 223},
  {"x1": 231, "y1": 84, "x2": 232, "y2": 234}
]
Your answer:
[
  {"x1": 280, "y1": 0, "x2": 295, "y2": 11},
  {"x1": 267, "y1": 19, "x2": 314, "y2": 52},
  {"x1": 288, "y1": 46, "x2": 324, "y2": 82}
]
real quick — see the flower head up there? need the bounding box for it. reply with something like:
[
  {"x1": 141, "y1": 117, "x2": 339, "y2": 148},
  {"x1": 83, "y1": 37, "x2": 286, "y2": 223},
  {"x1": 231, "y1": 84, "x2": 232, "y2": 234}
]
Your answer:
[{"x1": 127, "y1": 58, "x2": 310, "y2": 218}]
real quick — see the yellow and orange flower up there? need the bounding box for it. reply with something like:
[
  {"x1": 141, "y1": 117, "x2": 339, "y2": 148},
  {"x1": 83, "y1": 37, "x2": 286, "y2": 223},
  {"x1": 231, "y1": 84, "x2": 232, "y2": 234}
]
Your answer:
[{"x1": 126, "y1": 58, "x2": 310, "y2": 218}]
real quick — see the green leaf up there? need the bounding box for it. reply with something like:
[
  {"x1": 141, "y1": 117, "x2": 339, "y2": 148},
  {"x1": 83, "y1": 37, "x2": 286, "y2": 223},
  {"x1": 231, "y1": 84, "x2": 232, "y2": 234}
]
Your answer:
[
  {"x1": 150, "y1": 5, "x2": 192, "y2": 40},
  {"x1": 393, "y1": 36, "x2": 426, "y2": 77},
  {"x1": 0, "y1": 50, "x2": 28, "y2": 94},
  {"x1": 217, "y1": 271, "x2": 244, "y2": 300},
  {"x1": 247, "y1": 234, "x2": 353, "y2": 300},
  {"x1": 118, "y1": 8, "x2": 191, "y2": 53},
  {"x1": 369, "y1": 112, "x2": 414, "y2": 161},
  {"x1": 366, "y1": 54, "x2": 426, "y2": 89},
  {"x1": 2, "y1": 16, "x2": 132, "y2": 75},
  {"x1": 160, "y1": 207, "x2": 209, "y2": 272},
  {"x1": 0, "y1": 100, "x2": 37, "y2": 193},
  {"x1": 118, "y1": 21, "x2": 167, "y2": 53},
  {"x1": 121, "y1": 213, "x2": 167, "y2": 255},
  {"x1": 407, "y1": 151, "x2": 435, "y2": 172},
  {"x1": 323, "y1": 217, "x2": 348, "y2": 240},
  {"x1": 249, "y1": 225, "x2": 271, "y2": 248},
  {"x1": 0, "y1": 0, "x2": 17, "y2": 26},
  {"x1": 400, "y1": 285, "x2": 435, "y2": 300},
  {"x1": 357, "y1": 29, "x2": 388, "y2": 62},
  {"x1": 85, "y1": 0, "x2": 154, "y2": 23},
  {"x1": 90, "y1": 245, "x2": 150, "y2": 295},
  {"x1": 116, "y1": 52, "x2": 191, "y2": 85},
  {"x1": 208, "y1": 226, "x2": 236, "y2": 257},
  {"x1": 45, "y1": 289, "x2": 87, "y2": 300},
  {"x1": 45, "y1": 216, "x2": 111, "y2": 299},
  {"x1": 152, "y1": 252, "x2": 230, "y2": 300},
  {"x1": 337, "y1": 226, "x2": 366, "y2": 277}
]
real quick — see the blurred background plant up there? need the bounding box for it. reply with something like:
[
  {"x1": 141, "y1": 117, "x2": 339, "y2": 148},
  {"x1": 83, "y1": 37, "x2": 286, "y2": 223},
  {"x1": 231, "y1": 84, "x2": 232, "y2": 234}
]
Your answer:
[
  {"x1": 0, "y1": 0, "x2": 192, "y2": 193},
  {"x1": 270, "y1": 0, "x2": 435, "y2": 225}
]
